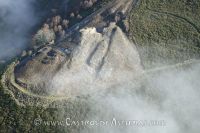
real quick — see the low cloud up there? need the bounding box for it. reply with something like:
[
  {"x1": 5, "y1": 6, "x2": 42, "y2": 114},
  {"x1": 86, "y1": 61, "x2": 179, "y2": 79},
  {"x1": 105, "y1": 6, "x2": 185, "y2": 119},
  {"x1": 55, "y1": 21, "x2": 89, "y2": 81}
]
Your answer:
[
  {"x1": 0, "y1": 0, "x2": 37, "y2": 60},
  {"x1": 81, "y1": 62, "x2": 200, "y2": 133}
]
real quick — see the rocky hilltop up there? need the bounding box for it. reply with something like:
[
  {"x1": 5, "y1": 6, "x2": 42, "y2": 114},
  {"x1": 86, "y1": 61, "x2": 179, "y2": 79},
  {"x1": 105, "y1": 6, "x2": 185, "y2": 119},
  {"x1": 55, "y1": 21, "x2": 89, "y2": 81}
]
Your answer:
[{"x1": 12, "y1": 0, "x2": 139, "y2": 97}]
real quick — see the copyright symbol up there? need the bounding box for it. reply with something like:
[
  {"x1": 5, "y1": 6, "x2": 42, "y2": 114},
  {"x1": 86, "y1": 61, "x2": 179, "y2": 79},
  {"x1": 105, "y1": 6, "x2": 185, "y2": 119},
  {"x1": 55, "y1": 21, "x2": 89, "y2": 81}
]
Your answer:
[{"x1": 34, "y1": 118, "x2": 42, "y2": 126}]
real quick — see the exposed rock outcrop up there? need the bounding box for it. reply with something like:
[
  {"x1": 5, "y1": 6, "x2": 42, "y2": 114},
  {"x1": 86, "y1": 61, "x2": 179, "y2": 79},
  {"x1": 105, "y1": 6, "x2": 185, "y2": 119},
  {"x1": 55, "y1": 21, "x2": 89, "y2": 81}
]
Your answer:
[
  {"x1": 48, "y1": 23, "x2": 143, "y2": 96},
  {"x1": 14, "y1": 23, "x2": 143, "y2": 96},
  {"x1": 11, "y1": 0, "x2": 140, "y2": 97}
]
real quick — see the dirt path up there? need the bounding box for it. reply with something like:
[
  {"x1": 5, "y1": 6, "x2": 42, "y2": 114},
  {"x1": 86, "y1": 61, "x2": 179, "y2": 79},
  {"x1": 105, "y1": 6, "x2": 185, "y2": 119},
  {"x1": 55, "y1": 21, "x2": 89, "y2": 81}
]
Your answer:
[{"x1": 147, "y1": 8, "x2": 200, "y2": 34}]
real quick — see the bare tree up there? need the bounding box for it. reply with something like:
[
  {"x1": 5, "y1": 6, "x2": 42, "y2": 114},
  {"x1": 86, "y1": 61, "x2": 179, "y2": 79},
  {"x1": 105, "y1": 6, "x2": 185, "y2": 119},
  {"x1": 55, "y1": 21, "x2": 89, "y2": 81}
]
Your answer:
[{"x1": 62, "y1": 19, "x2": 69, "y2": 28}]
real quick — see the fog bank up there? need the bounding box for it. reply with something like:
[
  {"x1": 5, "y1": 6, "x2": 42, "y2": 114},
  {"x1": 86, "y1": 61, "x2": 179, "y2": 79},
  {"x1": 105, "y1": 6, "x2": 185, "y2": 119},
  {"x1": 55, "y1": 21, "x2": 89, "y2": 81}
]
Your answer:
[
  {"x1": 81, "y1": 63, "x2": 200, "y2": 133},
  {"x1": 0, "y1": 0, "x2": 37, "y2": 60}
]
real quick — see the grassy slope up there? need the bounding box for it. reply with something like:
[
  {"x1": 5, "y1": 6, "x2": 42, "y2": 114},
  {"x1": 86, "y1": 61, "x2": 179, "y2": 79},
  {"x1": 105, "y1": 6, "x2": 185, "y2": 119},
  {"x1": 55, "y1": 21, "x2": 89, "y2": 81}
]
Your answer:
[{"x1": 129, "y1": 0, "x2": 200, "y2": 69}]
